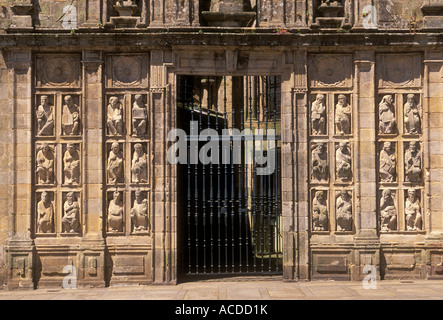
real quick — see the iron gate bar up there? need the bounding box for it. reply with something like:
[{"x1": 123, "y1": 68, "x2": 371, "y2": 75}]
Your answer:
[{"x1": 179, "y1": 75, "x2": 282, "y2": 276}]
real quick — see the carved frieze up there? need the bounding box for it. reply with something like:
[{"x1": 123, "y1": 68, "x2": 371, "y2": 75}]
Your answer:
[
  {"x1": 309, "y1": 55, "x2": 353, "y2": 88},
  {"x1": 36, "y1": 143, "x2": 55, "y2": 185},
  {"x1": 63, "y1": 143, "x2": 81, "y2": 185},
  {"x1": 335, "y1": 141, "x2": 352, "y2": 182},
  {"x1": 107, "y1": 190, "x2": 124, "y2": 233},
  {"x1": 380, "y1": 189, "x2": 397, "y2": 232},
  {"x1": 311, "y1": 142, "x2": 329, "y2": 182},
  {"x1": 107, "y1": 142, "x2": 124, "y2": 185},
  {"x1": 36, "y1": 55, "x2": 81, "y2": 88},
  {"x1": 106, "y1": 55, "x2": 148, "y2": 88},
  {"x1": 62, "y1": 192, "x2": 80, "y2": 234},
  {"x1": 36, "y1": 191, "x2": 55, "y2": 234},
  {"x1": 131, "y1": 189, "x2": 150, "y2": 233},
  {"x1": 312, "y1": 190, "x2": 329, "y2": 232},
  {"x1": 377, "y1": 54, "x2": 422, "y2": 88},
  {"x1": 336, "y1": 190, "x2": 353, "y2": 232}
]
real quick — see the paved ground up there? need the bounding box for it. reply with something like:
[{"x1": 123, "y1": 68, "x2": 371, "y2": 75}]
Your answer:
[{"x1": 0, "y1": 278, "x2": 443, "y2": 300}]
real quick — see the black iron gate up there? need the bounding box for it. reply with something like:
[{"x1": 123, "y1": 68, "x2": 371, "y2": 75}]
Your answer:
[{"x1": 176, "y1": 75, "x2": 282, "y2": 276}]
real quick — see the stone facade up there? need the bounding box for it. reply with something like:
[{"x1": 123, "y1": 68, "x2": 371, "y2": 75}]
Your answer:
[{"x1": 0, "y1": 0, "x2": 442, "y2": 289}]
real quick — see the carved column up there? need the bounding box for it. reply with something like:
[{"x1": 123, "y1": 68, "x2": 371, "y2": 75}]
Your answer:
[
  {"x1": 3, "y1": 50, "x2": 35, "y2": 289},
  {"x1": 79, "y1": 51, "x2": 106, "y2": 287}
]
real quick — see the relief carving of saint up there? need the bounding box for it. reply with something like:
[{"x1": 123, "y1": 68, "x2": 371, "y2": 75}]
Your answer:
[
  {"x1": 379, "y1": 95, "x2": 396, "y2": 134},
  {"x1": 311, "y1": 142, "x2": 328, "y2": 182},
  {"x1": 312, "y1": 191, "x2": 328, "y2": 231},
  {"x1": 379, "y1": 142, "x2": 396, "y2": 182},
  {"x1": 107, "y1": 96, "x2": 123, "y2": 135},
  {"x1": 62, "y1": 192, "x2": 80, "y2": 233},
  {"x1": 131, "y1": 189, "x2": 149, "y2": 233},
  {"x1": 132, "y1": 94, "x2": 148, "y2": 136},
  {"x1": 107, "y1": 142, "x2": 124, "y2": 184},
  {"x1": 336, "y1": 141, "x2": 352, "y2": 181},
  {"x1": 37, "y1": 191, "x2": 54, "y2": 233},
  {"x1": 36, "y1": 95, "x2": 54, "y2": 136},
  {"x1": 36, "y1": 143, "x2": 55, "y2": 185},
  {"x1": 404, "y1": 94, "x2": 421, "y2": 134},
  {"x1": 380, "y1": 189, "x2": 397, "y2": 232},
  {"x1": 311, "y1": 94, "x2": 326, "y2": 135},
  {"x1": 404, "y1": 141, "x2": 422, "y2": 183},
  {"x1": 405, "y1": 189, "x2": 422, "y2": 231},
  {"x1": 131, "y1": 143, "x2": 148, "y2": 183},
  {"x1": 63, "y1": 143, "x2": 80, "y2": 185},
  {"x1": 62, "y1": 95, "x2": 80, "y2": 135},
  {"x1": 335, "y1": 94, "x2": 351, "y2": 135},
  {"x1": 108, "y1": 191, "x2": 124, "y2": 233},
  {"x1": 336, "y1": 190, "x2": 352, "y2": 231}
]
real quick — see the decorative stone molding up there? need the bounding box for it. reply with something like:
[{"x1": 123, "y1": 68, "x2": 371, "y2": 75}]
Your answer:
[
  {"x1": 10, "y1": 0, "x2": 34, "y2": 29},
  {"x1": 309, "y1": 54, "x2": 353, "y2": 88},
  {"x1": 36, "y1": 55, "x2": 81, "y2": 88}
]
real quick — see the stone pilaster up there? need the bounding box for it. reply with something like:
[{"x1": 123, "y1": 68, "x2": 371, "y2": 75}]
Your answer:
[
  {"x1": 3, "y1": 50, "x2": 35, "y2": 290},
  {"x1": 79, "y1": 51, "x2": 106, "y2": 287}
]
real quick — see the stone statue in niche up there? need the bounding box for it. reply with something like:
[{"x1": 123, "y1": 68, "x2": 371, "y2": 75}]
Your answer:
[
  {"x1": 62, "y1": 192, "x2": 80, "y2": 233},
  {"x1": 311, "y1": 94, "x2": 326, "y2": 135},
  {"x1": 379, "y1": 95, "x2": 396, "y2": 134},
  {"x1": 312, "y1": 190, "x2": 328, "y2": 231},
  {"x1": 131, "y1": 189, "x2": 149, "y2": 233},
  {"x1": 107, "y1": 96, "x2": 124, "y2": 135},
  {"x1": 63, "y1": 143, "x2": 80, "y2": 185},
  {"x1": 62, "y1": 95, "x2": 80, "y2": 136},
  {"x1": 107, "y1": 142, "x2": 124, "y2": 184},
  {"x1": 132, "y1": 94, "x2": 148, "y2": 136},
  {"x1": 108, "y1": 190, "x2": 124, "y2": 233},
  {"x1": 36, "y1": 95, "x2": 54, "y2": 136},
  {"x1": 336, "y1": 190, "x2": 353, "y2": 231},
  {"x1": 37, "y1": 191, "x2": 54, "y2": 233},
  {"x1": 404, "y1": 94, "x2": 421, "y2": 134},
  {"x1": 336, "y1": 141, "x2": 352, "y2": 181},
  {"x1": 379, "y1": 142, "x2": 396, "y2": 182},
  {"x1": 405, "y1": 188, "x2": 422, "y2": 231},
  {"x1": 131, "y1": 143, "x2": 148, "y2": 183},
  {"x1": 36, "y1": 143, "x2": 54, "y2": 184},
  {"x1": 380, "y1": 189, "x2": 397, "y2": 232},
  {"x1": 405, "y1": 141, "x2": 422, "y2": 182},
  {"x1": 311, "y1": 142, "x2": 328, "y2": 182},
  {"x1": 335, "y1": 94, "x2": 351, "y2": 135}
]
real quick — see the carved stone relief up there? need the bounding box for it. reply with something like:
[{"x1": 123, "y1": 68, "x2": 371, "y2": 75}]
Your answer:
[
  {"x1": 36, "y1": 143, "x2": 55, "y2": 185},
  {"x1": 63, "y1": 143, "x2": 80, "y2": 185},
  {"x1": 312, "y1": 190, "x2": 329, "y2": 231},
  {"x1": 380, "y1": 189, "x2": 397, "y2": 232},
  {"x1": 62, "y1": 95, "x2": 81, "y2": 136},
  {"x1": 378, "y1": 94, "x2": 397, "y2": 134},
  {"x1": 36, "y1": 95, "x2": 55, "y2": 136},
  {"x1": 377, "y1": 54, "x2": 422, "y2": 88},
  {"x1": 309, "y1": 55, "x2": 352, "y2": 88},
  {"x1": 132, "y1": 94, "x2": 148, "y2": 136},
  {"x1": 335, "y1": 141, "x2": 352, "y2": 182},
  {"x1": 36, "y1": 55, "x2": 81, "y2": 88},
  {"x1": 311, "y1": 142, "x2": 328, "y2": 182},
  {"x1": 403, "y1": 94, "x2": 421, "y2": 134},
  {"x1": 107, "y1": 55, "x2": 148, "y2": 88},
  {"x1": 379, "y1": 142, "x2": 397, "y2": 182},
  {"x1": 107, "y1": 142, "x2": 124, "y2": 184},
  {"x1": 62, "y1": 192, "x2": 80, "y2": 234},
  {"x1": 107, "y1": 96, "x2": 124, "y2": 136},
  {"x1": 336, "y1": 190, "x2": 352, "y2": 232},
  {"x1": 108, "y1": 191, "x2": 124, "y2": 233},
  {"x1": 37, "y1": 191, "x2": 55, "y2": 234},
  {"x1": 131, "y1": 143, "x2": 148, "y2": 183},
  {"x1": 404, "y1": 141, "x2": 422, "y2": 183},
  {"x1": 131, "y1": 189, "x2": 149, "y2": 233},
  {"x1": 311, "y1": 94, "x2": 326, "y2": 135},
  {"x1": 334, "y1": 94, "x2": 351, "y2": 135},
  {"x1": 405, "y1": 188, "x2": 422, "y2": 231}
]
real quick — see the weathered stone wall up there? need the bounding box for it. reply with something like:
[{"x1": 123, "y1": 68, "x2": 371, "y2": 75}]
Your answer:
[{"x1": 0, "y1": 0, "x2": 442, "y2": 289}]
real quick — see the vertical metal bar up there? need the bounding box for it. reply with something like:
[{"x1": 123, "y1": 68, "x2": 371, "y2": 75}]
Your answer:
[
  {"x1": 246, "y1": 76, "x2": 253, "y2": 273},
  {"x1": 259, "y1": 76, "x2": 265, "y2": 273},
  {"x1": 208, "y1": 77, "x2": 214, "y2": 273},
  {"x1": 224, "y1": 78, "x2": 229, "y2": 273},
  {"x1": 238, "y1": 78, "x2": 244, "y2": 273},
  {"x1": 267, "y1": 77, "x2": 272, "y2": 272},
  {"x1": 194, "y1": 87, "x2": 200, "y2": 274},
  {"x1": 202, "y1": 77, "x2": 207, "y2": 274},
  {"x1": 217, "y1": 78, "x2": 222, "y2": 274},
  {"x1": 188, "y1": 102, "x2": 193, "y2": 274},
  {"x1": 231, "y1": 82, "x2": 236, "y2": 273}
]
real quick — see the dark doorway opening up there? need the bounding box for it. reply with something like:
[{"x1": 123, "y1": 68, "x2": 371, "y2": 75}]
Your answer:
[{"x1": 176, "y1": 75, "x2": 282, "y2": 280}]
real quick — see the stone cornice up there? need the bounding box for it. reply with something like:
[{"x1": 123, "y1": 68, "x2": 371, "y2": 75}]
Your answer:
[{"x1": 0, "y1": 30, "x2": 442, "y2": 49}]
